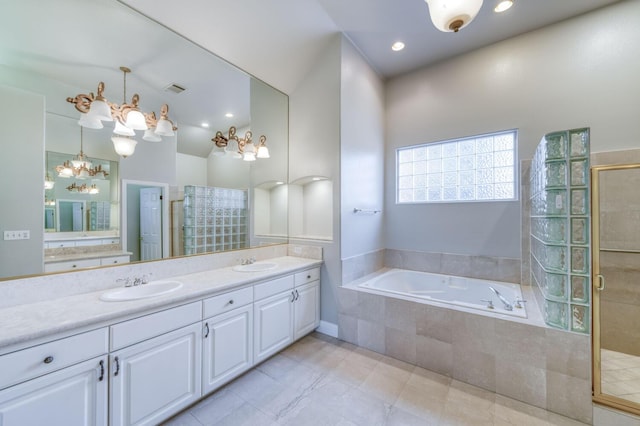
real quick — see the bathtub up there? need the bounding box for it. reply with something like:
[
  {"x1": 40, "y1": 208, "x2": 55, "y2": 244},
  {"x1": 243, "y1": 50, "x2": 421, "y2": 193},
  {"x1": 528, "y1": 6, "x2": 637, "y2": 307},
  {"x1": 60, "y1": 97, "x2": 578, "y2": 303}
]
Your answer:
[{"x1": 358, "y1": 269, "x2": 527, "y2": 318}]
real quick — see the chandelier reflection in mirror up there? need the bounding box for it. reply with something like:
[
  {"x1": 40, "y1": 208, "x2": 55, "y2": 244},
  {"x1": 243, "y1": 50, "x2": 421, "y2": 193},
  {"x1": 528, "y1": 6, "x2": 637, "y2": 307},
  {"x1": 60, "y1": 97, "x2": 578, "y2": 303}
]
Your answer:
[
  {"x1": 211, "y1": 126, "x2": 270, "y2": 162},
  {"x1": 66, "y1": 66, "x2": 177, "y2": 158},
  {"x1": 66, "y1": 182, "x2": 100, "y2": 194},
  {"x1": 55, "y1": 128, "x2": 110, "y2": 182}
]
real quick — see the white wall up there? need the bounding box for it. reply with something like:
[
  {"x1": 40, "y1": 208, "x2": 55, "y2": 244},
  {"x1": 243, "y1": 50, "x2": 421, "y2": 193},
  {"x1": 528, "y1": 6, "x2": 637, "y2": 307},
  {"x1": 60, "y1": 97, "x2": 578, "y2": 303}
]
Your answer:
[
  {"x1": 340, "y1": 38, "x2": 385, "y2": 259},
  {"x1": 385, "y1": 0, "x2": 640, "y2": 259},
  {"x1": 176, "y1": 153, "x2": 207, "y2": 188},
  {"x1": 0, "y1": 85, "x2": 45, "y2": 278},
  {"x1": 289, "y1": 34, "x2": 342, "y2": 324}
]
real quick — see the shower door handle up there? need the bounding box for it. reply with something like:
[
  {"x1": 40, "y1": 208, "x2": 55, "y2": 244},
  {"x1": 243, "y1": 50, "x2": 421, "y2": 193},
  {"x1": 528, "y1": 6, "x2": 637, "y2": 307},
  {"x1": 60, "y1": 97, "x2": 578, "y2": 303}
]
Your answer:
[{"x1": 596, "y1": 274, "x2": 605, "y2": 291}]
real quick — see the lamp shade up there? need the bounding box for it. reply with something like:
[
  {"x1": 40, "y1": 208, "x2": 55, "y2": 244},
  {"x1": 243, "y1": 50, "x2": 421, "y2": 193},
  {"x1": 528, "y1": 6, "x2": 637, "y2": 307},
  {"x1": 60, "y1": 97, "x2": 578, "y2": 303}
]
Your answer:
[
  {"x1": 78, "y1": 113, "x2": 104, "y2": 129},
  {"x1": 111, "y1": 136, "x2": 137, "y2": 158},
  {"x1": 86, "y1": 99, "x2": 113, "y2": 122},
  {"x1": 124, "y1": 110, "x2": 148, "y2": 131},
  {"x1": 425, "y1": 0, "x2": 483, "y2": 32},
  {"x1": 256, "y1": 145, "x2": 270, "y2": 159},
  {"x1": 242, "y1": 152, "x2": 256, "y2": 162},
  {"x1": 154, "y1": 118, "x2": 175, "y2": 136},
  {"x1": 143, "y1": 129, "x2": 162, "y2": 142},
  {"x1": 114, "y1": 121, "x2": 136, "y2": 136}
]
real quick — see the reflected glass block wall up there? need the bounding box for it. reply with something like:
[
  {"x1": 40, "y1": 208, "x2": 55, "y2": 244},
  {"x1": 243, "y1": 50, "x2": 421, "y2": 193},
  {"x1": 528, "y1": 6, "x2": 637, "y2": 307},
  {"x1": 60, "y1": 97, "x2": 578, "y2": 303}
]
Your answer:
[
  {"x1": 183, "y1": 185, "x2": 248, "y2": 255},
  {"x1": 530, "y1": 128, "x2": 590, "y2": 333}
]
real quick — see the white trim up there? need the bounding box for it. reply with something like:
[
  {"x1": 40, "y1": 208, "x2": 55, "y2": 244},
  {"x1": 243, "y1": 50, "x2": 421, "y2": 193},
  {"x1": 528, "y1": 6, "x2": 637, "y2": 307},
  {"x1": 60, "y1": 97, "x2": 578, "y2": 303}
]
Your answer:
[{"x1": 315, "y1": 321, "x2": 338, "y2": 338}]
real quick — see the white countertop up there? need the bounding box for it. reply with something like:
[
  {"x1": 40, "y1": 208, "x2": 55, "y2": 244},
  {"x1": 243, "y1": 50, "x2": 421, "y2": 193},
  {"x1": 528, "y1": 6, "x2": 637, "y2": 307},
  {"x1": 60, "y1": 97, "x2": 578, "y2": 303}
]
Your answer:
[
  {"x1": 44, "y1": 250, "x2": 132, "y2": 264},
  {"x1": 0, "y1": 256, "x2": 321, "y2": 349}
]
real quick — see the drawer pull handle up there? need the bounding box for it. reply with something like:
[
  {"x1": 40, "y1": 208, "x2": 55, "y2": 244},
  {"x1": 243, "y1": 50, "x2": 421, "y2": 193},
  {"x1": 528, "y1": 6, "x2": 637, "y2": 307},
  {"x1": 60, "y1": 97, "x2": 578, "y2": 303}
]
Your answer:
[
  {"x1": 290, "y1": 291, "x2": 295, "y2": 303},
  {"x1": 295, "y1": 289, "x2": 300, "y2": 301},
  {"x1": 43, "y1": 356, "x2": 54, "y2": 364},
  {"x1": 204, "y1": 323, "x2": 210, "y2": 339},
  {"x1": 98, "y1": 360, "x2": 105, "y2": 381},
  {"x1": 229, "y1": 299, "x2": 234, "y2": 305},
  {"x1": 114, "y1": 356, "x2": 120, "y2": 376}
]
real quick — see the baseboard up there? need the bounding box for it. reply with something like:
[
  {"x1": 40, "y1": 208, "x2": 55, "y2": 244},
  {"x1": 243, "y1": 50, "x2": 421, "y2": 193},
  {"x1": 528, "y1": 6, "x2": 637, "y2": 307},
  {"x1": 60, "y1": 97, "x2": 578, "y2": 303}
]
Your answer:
[{"x1": 315, "y1": 320, "x2": 338, "y2": 338}]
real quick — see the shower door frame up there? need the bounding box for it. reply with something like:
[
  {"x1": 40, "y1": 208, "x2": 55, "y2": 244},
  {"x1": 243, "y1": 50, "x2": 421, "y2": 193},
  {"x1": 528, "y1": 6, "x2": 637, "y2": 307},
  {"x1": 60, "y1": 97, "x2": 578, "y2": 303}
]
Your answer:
[{"x1": 592, "y1": 163, "x2": 640, "y2": 416}]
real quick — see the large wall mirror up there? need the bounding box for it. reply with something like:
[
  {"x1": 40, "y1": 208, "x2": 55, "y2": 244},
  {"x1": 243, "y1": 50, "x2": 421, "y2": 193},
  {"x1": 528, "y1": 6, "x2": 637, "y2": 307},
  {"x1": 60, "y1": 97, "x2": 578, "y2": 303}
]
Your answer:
[{"x1": 0, "y1": 0, "x2": 289, "y2": 280}]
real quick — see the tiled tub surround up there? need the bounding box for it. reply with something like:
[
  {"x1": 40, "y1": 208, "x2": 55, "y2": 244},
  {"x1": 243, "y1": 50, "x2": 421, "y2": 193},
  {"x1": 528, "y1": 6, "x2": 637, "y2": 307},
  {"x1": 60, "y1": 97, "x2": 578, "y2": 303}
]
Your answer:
[
  {"x1": 337, "y1": 280, "x2": 592, "y2": 424},
  {"x1": 342, "y1": 248, "x2": 521, "y2": 285}
]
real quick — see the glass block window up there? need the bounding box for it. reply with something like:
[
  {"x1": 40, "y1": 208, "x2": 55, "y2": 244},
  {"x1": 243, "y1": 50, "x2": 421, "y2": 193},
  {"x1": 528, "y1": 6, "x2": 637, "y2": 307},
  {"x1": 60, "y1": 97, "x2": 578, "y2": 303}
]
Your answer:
[{"x1": 397, "y1": 130, "x2": 518, "y2": 203}]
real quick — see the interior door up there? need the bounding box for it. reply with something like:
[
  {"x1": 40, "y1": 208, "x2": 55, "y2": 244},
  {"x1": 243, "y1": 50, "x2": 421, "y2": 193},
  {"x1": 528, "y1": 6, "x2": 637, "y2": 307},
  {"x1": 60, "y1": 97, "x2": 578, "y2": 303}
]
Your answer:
[
  {"x1": 140, "y1": 187, "x2": 162, "y2": 261},
  {"x1": 592, "y1": 164, "x2": 640, "y2": 416}
]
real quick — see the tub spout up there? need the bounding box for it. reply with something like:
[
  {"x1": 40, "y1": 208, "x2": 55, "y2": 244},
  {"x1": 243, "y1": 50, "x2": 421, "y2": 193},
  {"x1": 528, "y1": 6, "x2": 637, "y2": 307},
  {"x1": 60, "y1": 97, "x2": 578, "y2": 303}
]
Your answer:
[{"x1": 489, "y1": 286, "x2": 513, "y2": 311}]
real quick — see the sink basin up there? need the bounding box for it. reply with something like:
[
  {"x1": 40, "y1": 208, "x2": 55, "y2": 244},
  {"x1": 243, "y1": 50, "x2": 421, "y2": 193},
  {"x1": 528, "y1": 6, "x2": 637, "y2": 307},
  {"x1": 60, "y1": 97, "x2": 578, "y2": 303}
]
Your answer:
[
  {"x1": 100, "y1": 280, "x2": 183, "y2": 302},
  {"x1": 232, "y1": 262, "x2": 278, "y2": 272}
]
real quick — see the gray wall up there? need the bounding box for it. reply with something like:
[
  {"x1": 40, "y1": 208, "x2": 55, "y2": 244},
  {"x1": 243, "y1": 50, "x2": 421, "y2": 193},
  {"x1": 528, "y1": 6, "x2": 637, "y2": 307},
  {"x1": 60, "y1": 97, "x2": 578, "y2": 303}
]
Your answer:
[
  {"x1": 384, "y1": 0, "x2": 640, "y2": 259},
  {"x1": 0, "y1": 85, "x2": 45, "y2": 278}
]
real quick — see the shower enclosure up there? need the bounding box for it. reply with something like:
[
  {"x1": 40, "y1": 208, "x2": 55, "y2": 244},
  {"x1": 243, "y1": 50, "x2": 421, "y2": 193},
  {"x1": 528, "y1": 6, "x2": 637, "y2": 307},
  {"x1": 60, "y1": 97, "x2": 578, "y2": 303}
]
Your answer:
[{"x1": 592, "y1": 164, "x2": 640, "y2": 415}]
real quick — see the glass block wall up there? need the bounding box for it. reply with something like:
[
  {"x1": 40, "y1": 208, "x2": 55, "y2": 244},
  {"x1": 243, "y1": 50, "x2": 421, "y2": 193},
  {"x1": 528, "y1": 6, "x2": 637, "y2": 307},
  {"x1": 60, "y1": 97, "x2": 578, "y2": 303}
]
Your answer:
[
  {"x1": 89, "y1": 201, "x2": 111, "y2": 231},
  {"x1": 530, "y1": 128, "x2": 590, "y2": 333},
  {"x1": 183, "y1": 185, "x2": 248, "y2": 255}
]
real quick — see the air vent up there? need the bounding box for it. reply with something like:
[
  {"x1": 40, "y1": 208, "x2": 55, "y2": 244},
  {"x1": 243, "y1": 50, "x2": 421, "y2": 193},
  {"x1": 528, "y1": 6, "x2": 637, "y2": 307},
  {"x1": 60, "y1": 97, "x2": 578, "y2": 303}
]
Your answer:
[{"x1": 164, "y1": 83, "x2": 186, "y2": 94}]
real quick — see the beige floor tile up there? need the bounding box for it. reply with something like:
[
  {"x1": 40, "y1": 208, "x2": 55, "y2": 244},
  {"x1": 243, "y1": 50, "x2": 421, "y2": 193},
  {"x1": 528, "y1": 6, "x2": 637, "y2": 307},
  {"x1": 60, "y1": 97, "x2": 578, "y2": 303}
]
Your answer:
[{"x1": 358, "y1": 369, "x2": 407, "y2": 405}]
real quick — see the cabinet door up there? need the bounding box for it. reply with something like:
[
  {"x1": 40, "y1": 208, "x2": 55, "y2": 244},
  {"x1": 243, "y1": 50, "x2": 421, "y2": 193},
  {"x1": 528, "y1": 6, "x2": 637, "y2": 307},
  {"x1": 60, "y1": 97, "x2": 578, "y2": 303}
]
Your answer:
[
  {"x1": 254, "y1": 290, "x2": 294, "y2": 364},
  {"x1": 203, "y1": 304, "x2": 253, "y2": 395},
  {"x1": 294, "y1": 281, "x2": 320, "y2": 340},
  {"x1": 0, "y1": 356, "x2": 107, "y2": 426},
  {"x1": 110, "y1": 323, "x2": 202, "y2": 426}
]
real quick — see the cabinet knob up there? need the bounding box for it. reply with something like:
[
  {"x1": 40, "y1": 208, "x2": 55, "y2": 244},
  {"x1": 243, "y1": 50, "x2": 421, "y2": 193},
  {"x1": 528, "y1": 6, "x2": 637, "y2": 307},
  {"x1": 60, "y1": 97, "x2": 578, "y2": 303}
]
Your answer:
[
  {"x1": 307, "y1": 275, "x2": 311, "y2": 279},
  {"x1": 43, "y1": 356, "x2": 54, "y2": 364},
  {"x1": 229, "y1": 299, "x2": 234, "y2": 305},
  {"x1": 72, "y1": 264, "x2": 77, "y2": 268}
]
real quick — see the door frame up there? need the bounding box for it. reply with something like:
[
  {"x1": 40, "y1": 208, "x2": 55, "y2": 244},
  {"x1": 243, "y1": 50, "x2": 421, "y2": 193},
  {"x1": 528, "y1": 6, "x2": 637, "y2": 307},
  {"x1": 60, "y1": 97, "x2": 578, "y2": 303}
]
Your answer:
[
  {"x1": 121, "y1": 180, "x2": 170, "y2": 261},
  {"x1": 591, "y1": 163, "x2": 640, "y2": 416}
]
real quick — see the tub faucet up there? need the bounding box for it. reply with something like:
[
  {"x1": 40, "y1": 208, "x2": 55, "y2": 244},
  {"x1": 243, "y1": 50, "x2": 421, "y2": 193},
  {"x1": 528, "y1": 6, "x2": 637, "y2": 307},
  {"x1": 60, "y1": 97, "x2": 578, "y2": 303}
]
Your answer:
[{"x1": 489, "y1": 286, "x2": 513, "y2": 311}]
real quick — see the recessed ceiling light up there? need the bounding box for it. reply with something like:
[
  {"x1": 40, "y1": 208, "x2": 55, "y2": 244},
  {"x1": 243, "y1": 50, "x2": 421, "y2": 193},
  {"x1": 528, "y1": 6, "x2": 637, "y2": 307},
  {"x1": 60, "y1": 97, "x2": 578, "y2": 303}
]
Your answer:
[
  {"x1": 275, "y1": 181, "x2": 284, "y2": 185},
  {"x1": 391, "y1": 41, "x2": 405, "y2": 52},
  {"x1": 201, "y1": 122, "x2": 209, "y2": 128},
  {"x1": 225, "y1": 113, "x2": 234, "y2": 118},
  {"x1": 494, "y1": 0, "x2": 513, "y2": 13}
]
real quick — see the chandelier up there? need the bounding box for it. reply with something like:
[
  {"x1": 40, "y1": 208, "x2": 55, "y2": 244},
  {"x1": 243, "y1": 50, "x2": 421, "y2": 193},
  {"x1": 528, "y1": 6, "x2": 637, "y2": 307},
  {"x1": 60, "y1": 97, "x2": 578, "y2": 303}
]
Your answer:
[
  {"x1": 424, "y1": 0, "x2": 483, "y2": 32},
  {"x1": 66, "y1": 66, "x2": 177, "y2": 158},
  {"x1": 66, "y1": 182, "x2": 99, "y2": 194},
  {"x1": 55, "y1": 128, "x2": 110, "y2": 180},
  {"x1": 211, "y1": 126, "x2": 269, "y2": 162}
]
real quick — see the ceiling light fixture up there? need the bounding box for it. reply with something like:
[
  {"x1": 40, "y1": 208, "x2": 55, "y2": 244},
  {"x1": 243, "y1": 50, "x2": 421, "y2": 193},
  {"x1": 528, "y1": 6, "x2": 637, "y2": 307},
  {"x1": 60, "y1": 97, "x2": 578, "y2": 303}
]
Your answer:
[
  {"x1": 225, "y1": 113, "x2": 234, "y2": 118},
  {"x1": 424, "y1": 0, "x2": 483, "y2": 33},
  {"x1": 391, "y1": 41, "x2": 405, "y2": 52},
  {"x1": 66, "y1": 66, "x2": 177, "y2": 158},
  {"x1": 494, "y1": 0, "x2": 513, "y2": 13},
  {"x1": 212, "y1": 126, "x2": 270, "y2": 162}
]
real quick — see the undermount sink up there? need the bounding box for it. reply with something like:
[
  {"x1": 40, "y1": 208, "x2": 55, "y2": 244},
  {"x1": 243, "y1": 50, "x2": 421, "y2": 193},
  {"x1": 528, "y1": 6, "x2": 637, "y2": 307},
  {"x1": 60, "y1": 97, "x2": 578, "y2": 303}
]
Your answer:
[
  {"x1": 232, "y1": 262, "x2": 278, "y2": 272},
  {"x1": 100, "y1": 280, "x2": 183, "y2": 302}
]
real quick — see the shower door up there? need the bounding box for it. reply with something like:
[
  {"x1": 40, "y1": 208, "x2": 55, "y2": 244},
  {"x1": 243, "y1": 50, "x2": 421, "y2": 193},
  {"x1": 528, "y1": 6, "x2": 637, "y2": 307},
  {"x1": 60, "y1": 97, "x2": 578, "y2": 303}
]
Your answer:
[{"x1": 592, "y1": 164, "x2": 640, "y2": 415}]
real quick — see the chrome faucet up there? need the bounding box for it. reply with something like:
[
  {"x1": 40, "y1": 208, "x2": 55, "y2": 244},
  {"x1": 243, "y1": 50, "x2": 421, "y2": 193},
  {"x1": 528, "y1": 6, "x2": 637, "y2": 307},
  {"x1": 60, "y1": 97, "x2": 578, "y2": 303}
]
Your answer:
[{"x1": 489, "y1": 286, "x2": 513, "y2": 311}]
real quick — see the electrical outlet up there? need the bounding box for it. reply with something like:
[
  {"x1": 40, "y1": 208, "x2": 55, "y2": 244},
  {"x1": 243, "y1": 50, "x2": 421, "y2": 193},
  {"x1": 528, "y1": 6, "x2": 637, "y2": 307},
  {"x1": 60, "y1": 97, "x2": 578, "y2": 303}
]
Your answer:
[{"x1": 3, "y1": 230, "x2": 30, "y2": 240}]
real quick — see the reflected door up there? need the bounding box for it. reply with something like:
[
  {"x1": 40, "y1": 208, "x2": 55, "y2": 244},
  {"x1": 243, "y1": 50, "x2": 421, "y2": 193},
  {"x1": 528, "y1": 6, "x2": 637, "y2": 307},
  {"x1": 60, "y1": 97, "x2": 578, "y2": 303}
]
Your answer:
[
  {"x1": 140, "y1": 187, "x2": 162, "y2": 261},
  {"x1": 592, "y1": 164, "x2": 640, "y2": 416}
]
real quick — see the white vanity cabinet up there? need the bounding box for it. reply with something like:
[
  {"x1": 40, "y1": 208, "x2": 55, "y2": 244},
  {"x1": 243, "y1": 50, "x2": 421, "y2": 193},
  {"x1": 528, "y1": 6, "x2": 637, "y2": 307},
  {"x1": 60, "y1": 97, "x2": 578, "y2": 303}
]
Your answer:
[
  {"x1": 0, "y1": 328, "x2": 109, "y2": 426},
  {"x1": 202, "y1": 287, "x2": 254, "y2": 395},
  {"x1": 109, "y1": 302, "x2": 202, "y2": 426},
  {"x1": 253, "y1": 268, "x2": 321, "y2": 364},
  {"x1": 293, "y1": 278, "x2": 321, "y2": 339}
]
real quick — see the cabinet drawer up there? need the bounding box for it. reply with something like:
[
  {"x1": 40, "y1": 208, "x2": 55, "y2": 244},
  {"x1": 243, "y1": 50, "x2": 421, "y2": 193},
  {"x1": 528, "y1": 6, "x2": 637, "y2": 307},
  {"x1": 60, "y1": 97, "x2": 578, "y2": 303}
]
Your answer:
[
  {"x1": 44, "y1": 258, "x2": 101, "y2": 273},
  {"x1": 294, "y1": 267, "x2": 320, "y2": 286},
  {"x1": 101, "y1": 238, "x2": 120, "y2": 245},
  {"x1": 203, "y1": 287, "x2": 253, "y2": 319},
  {"x1": 0, "y1": 328, "x2": 108, "y2": 390},
  {"x1": 100, "y1": 255, "x2": 130, "y2": 266},
  {"x1": 254, "y1": 275, "x2": 294, "y2": 301},
  {"x1": 75, "y1": 239, "x2": 101, "y2": 247},
  {"x1": 110, "y1": 302, "x2": 201, "y2": 351},
  {"x1": 46, "y1": 241, "x2": 76, "y2": 249}
]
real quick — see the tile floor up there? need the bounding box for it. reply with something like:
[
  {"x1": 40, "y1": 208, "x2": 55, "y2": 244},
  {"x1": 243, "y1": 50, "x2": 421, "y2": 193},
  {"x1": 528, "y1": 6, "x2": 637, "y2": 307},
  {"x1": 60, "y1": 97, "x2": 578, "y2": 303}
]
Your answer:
[
  {"x1": 164, "y1": 332, "x2": 588, "y2": 426},
  {"x1": 601, "y1": 349, "x2": 640, "y2": 404}
]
